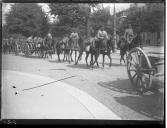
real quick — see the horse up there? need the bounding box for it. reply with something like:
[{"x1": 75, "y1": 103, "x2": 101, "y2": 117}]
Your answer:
[
  {"x1": 43, "y1": 36, "x2": 55, "y2": 59},
  {"x1": 35, "y1": 37, "x2": 45, "y2": 58},
  {"x1": 75, "y1": 36, "x2": 100, "y2": 68},
  {"x1": 95, "y1": 35, "x2": 113, "y2": 68},
  {"x1": 70, "y1": 36, "x2": 80, "y2": 64},
  {"x1": 118, "y1": 37, "x2": 128, "y2": 64},
  {"x1": 73, "y1": 36, "x2": 86, "y2": 65},
  {"x1": 55, "y1": 38, "x2": 66, "y2": 62},
  {"x1": 118, "y1": 34, "x2": 141, "y2": 64},
  {"x1": 62, "y1": 36, "x2": 74, "y2": 63},
  {"x1": 85, "y1": 37, "x2": 100, "y2": 68}
]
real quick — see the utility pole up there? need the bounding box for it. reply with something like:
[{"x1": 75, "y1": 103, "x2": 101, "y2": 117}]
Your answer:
[{"x1": 113, "y1": 3, "x2": 117, "y2": 52}]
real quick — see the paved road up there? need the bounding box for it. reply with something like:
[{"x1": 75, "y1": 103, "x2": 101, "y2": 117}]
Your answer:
[
  {"x1": 2, "y1": 70, "x2": 120, "y2": 119},
  {"x1": 2, "y1": 52, "x2": 164, "y2": 120}
]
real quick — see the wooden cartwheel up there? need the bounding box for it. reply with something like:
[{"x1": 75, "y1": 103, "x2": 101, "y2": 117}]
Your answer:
[{"x1": 126, "y1": 47, "x2": 164, "y2": 95}]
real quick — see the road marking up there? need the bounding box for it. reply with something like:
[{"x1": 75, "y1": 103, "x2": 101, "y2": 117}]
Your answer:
[{"x1": 22, "y1": 76, "x2": 75, "y2": 91}]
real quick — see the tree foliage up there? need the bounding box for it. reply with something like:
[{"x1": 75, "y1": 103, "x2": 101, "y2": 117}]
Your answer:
[
  {"x1": 90, "y1": 6, "x2": 112, "y2": 35},
  {"x1": 49, "y1": 3, "x2": 95, "y2": 37},
  {"x1": 5, "y1": 3, "x2": 50, "y2": 37},
  {"x1": 127, "y1": 8, "x2": 164, "y2": 33}
]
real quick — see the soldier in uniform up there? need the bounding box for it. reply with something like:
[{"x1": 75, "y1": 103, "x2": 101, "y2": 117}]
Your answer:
[
  {"x1": 70, "y1": 29, "x2": 79, "y2": 49},
  {"x1": 97, "y1": 26, "x2": 108, "y2": 50},
  {"x1": 124, "y1": 24, "x2": 134, "y2": 44}
]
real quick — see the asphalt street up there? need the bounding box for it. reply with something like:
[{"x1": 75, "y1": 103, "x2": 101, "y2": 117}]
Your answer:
[{"x1": 2, "y1": 49, "x2": 164, "y2": 120}]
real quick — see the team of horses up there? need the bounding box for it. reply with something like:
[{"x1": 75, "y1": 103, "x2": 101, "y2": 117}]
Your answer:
[
  {"x1": 55, "y1": 34, "x2": 114, "y2": 68},
  {"x1": 2, "y1": 34, "x2": 140, "y2": 68}
]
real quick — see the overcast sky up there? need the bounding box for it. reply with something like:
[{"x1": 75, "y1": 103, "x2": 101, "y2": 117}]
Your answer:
[{"x1": 2, "y1": 3, "x2": 131, "y2": 25}]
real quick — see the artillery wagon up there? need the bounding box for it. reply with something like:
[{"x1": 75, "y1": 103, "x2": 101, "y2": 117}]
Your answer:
[{"x1": 126, "y1": 46, "x2": 164, "y2": 95}]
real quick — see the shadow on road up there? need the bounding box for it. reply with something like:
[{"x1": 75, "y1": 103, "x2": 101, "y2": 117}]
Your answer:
[
  {"x1": 98, "y1": 79, "x2": 164, "y2": 120},
  {"x1": 110, "y1": 63, "x2": 126, "y2": 67},
  {"x1": 98, "y1": 79, "x2": 137, "y2": 95},
  {"x1": 114, "y1": 92, "x2": 164, "y2": 120},
  {"x1": 48, "y1": 59, "x2": 65, "y2": 63},
  {"x1": 20, "y1": 54, "x2": 42, "y2": 59},
  {"x1": 66, "y1": 62, "x2": 125, "y2": 70},
  {"x1": 66, "y1": 64, "x2": 91, "y2": 70}
]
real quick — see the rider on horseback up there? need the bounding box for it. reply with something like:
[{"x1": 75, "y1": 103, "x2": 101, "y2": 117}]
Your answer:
[
  {"x1": 62, "y1": 34, "x2": 69, "y2": 48},
  {"x1": 70, "y1": 29, "x2": 79, "y2": 50},
  {"x1": 47, "y1": 32, "x2": 52, "y2": 39},
  {"x1": 124, "y1": 24, "x2": 134, "y2": 51},
  {"x1": 97, "y1": 26, "x2": 108, "y2": 51}
]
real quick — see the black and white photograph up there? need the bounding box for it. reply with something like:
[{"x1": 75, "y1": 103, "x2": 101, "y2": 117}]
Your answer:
[{"x1": 1, "y1": 0, "x2": 165, "y2": 124}]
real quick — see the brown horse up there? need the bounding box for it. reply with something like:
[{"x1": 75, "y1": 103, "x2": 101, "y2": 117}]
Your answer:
[
  {"x1": 75, "y1": 36, "x2": 100, "y2": 68},
  {"x1": 62, "y1": 36, "x2": 74, "y2": 63},
  {"x1": 118, "y1": 34, "x2": 141, "y2": 64},
  {"x1": 94, "y1": 35, "x2": 113, "y2": 68},
  {"x1": 117, "y1": 37, "x2": 128, "y2": 64}
]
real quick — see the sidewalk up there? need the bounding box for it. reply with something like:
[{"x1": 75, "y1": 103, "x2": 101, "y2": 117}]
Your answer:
[{"x1": 2, "y1": 70, "x2": 121, "y2": 119}]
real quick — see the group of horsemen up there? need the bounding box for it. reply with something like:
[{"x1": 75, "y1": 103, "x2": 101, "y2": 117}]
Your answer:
[
  {"x1": 60, "y1": 24, "x2": 134, "y2": 50},
  {"x1": 2, "y1": 24, "x2": 135, "y2": 64}
]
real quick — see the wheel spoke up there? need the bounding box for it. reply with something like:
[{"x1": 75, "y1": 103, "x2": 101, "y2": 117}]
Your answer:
[
  {"x1": 138, "y1": 53, "x2": 142, "y2": 66},
  {"x1": 135, "y1": 52, "x2": 139, "y2": 64},
  {"x1": 129, "y1": 69, "x2": 137, "y2": 72},
  {"x1": 127, "y1": 60, "x2": 136, "y2": 67},
  {"x1": 140, "y1": 68, "x2": 154, "y2": 72},
  {"x1": 129, "y1": 53, "x2": 137, "y2": 65},
  {"x1": 132, "y1": 57, "x2": 137, "y2": 65},
  {"x1": 132, "y1": 72, "x2": 137, "y2": 80},
  {"x1": 136, "y1": 76, "x2": 139, "y2": 87}
]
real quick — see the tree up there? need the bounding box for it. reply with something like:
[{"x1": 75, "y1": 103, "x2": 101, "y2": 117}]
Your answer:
[
  {"x1": 90, "y1": 5, "x2": 111, "y2": 34},
  {"x1": 49, "y1": 3, "x2": 97, "y2": 37},
  {"x1": 5, "y1": 3, "x2": 50, "y2": 37},
  {"x1": 126, "y1": 8, "x2": 164, "y2": 34}
]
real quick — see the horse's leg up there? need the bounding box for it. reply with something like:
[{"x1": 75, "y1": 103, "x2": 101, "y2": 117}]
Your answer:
[
  {"x1": 79, "y1": 51, "x2": 82, "y2": 61},
  {"x1": 75, "y1": 51, "x2": 82, "y2": 65},
  {"x1": 46, "y1": 50, "x2": 48, "y2": 58},
  {"x1": 90, "y1": 53, "x2": 94, "y2": 69},
  {"x1": 63, "y1": 50, "x2": 65, "y2": 61},
  {"x1": 65, "y1": 53, "x2": 67, "y2": 61},
  {"x1": 68, "y1": 50, "x2": 71, "y2": 64},
  {"x1": 122, "y1": 54, "x2": 126, "y2": 64},
  {"x1": 102, "y1": 53, "x2": 105, "y2": 68},
  {"x1": 75, "y1": 50, "x2": 77, "y2": 64},
  {"x1": 85, "y1": 52, "x2": 89, "y2": 67},
  {"x1": 78, "y1": 51, "x2": 82, "y2": 61},
  {"x1": 70, "y1": 50, "x2": 73, "y2": 62},
  {"x1": 108, "y1": 53, "x2": 112, "y2": 67},
  {"x1": 65, "y1": 51, "x2": 68, "y2": 61},
  {"x1": 120, "y1": 56, "x2": 122, "y2": 64},
  {"x1": 67, "y1": 50, "x2": 69, "y2": 61},
  {"x1": 94, "y1": 50, "x2": 99, "y2": 67},
  {"x1": 94, "y1": 53, "x2": 99, "y2": 68},
  {"x1": 57, "y1": 51, "x2": 61, "y2": 62}
]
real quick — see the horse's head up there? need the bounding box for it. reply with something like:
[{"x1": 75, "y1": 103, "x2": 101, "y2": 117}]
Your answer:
[{"x1": 130, "y1": 33, "x2": 140, "y2": 48}]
